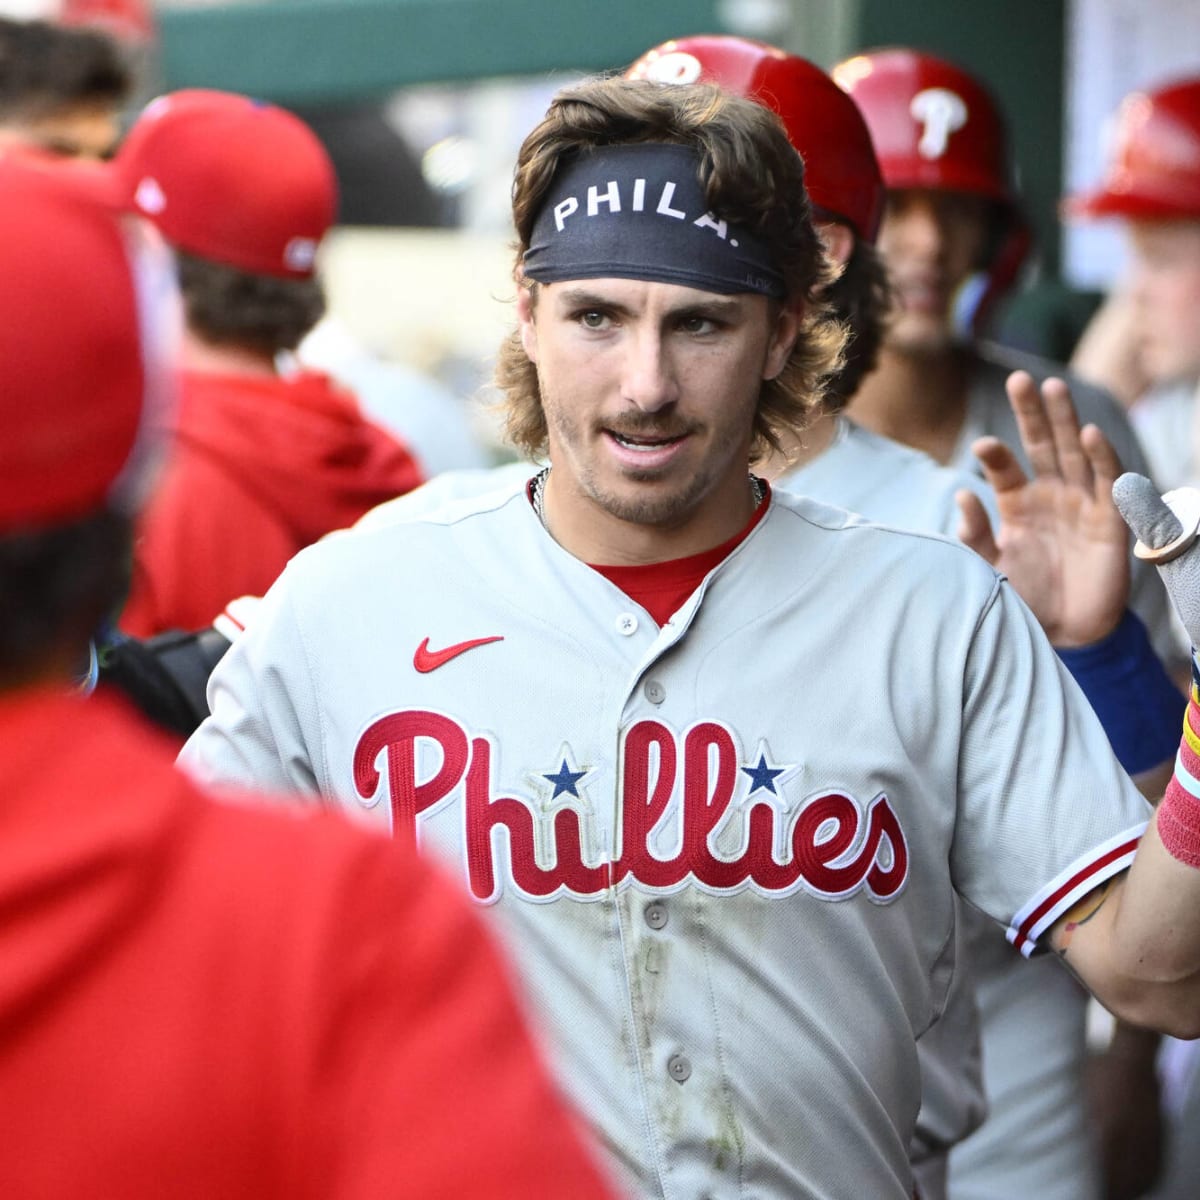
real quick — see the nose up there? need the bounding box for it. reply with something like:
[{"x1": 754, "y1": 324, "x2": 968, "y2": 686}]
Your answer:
[
  {"x1": 620, "y1": 327, "x2": 679, "y2": 413},
  {"x1": 888, "y1": 191, "x2": 947, "y2": 261}
]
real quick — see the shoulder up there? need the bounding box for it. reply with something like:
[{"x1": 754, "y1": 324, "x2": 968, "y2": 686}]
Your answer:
[
  {"x1": 975, "y1": 342, "x2": 1138, "y2": 428},
  {"x1": 766, "y1": 487, "x2": 1000, "y2": 579},
  {"x1": 776, "y1": 420, "x2": 994, "y2": 537},
  {"x1": 355, "y1": 462, "x2": 537, "y2": 531},
  {"x1": 840, "y1": 420, "x2": 989, "y2": 495},
  {"x1": 280, "y1": 483, "x2": 534, "y2": 602}
]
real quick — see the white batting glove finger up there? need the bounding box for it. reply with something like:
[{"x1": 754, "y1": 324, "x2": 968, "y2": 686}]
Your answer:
[
  {"x1": 1112, "y1": 473, "x2": 1184, "y2": 551},
  {"x1": 1113, "y1": 473, "x2": 1200, "y2": 649}
]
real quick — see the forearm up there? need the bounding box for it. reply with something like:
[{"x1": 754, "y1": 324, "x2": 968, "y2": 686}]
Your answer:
[
  {"x1": 1100, "y1": 820, "x2": 1200, "y2": 1032},
  {"x1": 1057, "y1": 681, "x2": 1200, "y2": 1034}
]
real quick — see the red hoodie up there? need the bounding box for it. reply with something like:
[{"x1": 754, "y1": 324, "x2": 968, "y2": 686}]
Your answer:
[
  {"x1": 0, "y1": 686, "x2": 619, "y2": 1199},
  {"x1": 121, "y1": 368, "x2": 424, "y2": 636}
]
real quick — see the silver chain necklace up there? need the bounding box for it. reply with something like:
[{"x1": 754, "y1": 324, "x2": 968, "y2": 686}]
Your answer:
[{"x1": 530, "y1": 467, "x2": 764, "y2": 528}]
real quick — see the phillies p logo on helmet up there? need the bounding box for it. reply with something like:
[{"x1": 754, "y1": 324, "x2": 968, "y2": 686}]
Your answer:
[
  {"x1": 910, "y1": 88, "x2": 969, "y2": 160},
  {"x1": 634, "y1": 49, "x2": 704, "y2": 86}
]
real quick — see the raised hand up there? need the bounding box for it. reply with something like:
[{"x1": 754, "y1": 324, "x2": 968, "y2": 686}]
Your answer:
[{"x1": 956, "y1": 370, "x2": 1130, "y2": 647}]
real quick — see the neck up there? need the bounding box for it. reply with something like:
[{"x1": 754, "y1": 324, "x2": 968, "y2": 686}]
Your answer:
[
  {"x1": 181, "y1": 329, "x2": 279, "y2": 379},
  {"x1": 538, "y1": 468, "x2": 760, "y2": 566},
  {"x1": 846, "y1": 345, "x2": 971, "y2": 465},
  {"x1": 0, "y1": 648, "x2": 88, "y2": 696},
  {"x1": 759, "y1": 410, "x2": 840, "y2": 480}
]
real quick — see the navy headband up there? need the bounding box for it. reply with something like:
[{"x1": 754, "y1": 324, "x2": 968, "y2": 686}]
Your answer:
[{"x1": 522, "y1": 143, "x2": 787, "y2": 299}]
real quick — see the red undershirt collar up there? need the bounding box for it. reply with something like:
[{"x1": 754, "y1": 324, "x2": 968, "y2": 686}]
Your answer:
[{"x1": 590, "y1": 482, "x2": 771, "y2": 626}]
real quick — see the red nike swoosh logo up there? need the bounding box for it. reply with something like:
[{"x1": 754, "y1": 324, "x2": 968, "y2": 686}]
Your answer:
[{"x1": 414, "y1": 635, "x2": 504, "y2": 673}]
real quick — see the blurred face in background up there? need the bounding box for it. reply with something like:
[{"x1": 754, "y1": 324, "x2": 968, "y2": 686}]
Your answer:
[
  {"x1": 875, "y1": 188, "x2": 991, "y2": 355},
  {"x1": 0, "y1": 102, "x2": 122, "y2": 158},
  {"x1": 1125, "y1": 220, "x2": 1200, "y2": 387}
]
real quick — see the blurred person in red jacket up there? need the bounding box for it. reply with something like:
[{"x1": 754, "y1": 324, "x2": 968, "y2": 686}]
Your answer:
[
  {"x1": 0, "y1": 152, "x2": 618, "y2": 1200},
  {"x1": 114, "y1": 89, "x2": 423, "y2": 637}
]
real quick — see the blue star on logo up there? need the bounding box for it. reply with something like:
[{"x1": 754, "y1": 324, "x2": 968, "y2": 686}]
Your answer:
[
  {"x1": 741, "y1": 753, "x2": 786, "y2": 795},
  {"x1": 543, "y1": 759, "x2": 588, "y2": 799}
]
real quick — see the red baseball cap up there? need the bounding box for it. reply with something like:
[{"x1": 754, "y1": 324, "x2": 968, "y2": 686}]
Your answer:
[
  {"x1": 115, "y1": 89, "x2": 338, "y2": 279},
  {"x1": 1066, "y1": 78, "x2": 1200, "y2": 222},
  {"x1": 0, "y1": 151, "x2": 177, "y2": 529}
]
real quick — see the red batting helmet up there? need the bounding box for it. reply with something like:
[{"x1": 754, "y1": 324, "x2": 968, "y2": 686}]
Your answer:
[
  {"x1": 832, "y1": 48, "x2": 1017, "y2": 206},
  {"x1": 833, "y1": 47, "x2": 1031, "y2": 329},
  {"x1": 626, "y1": 34, "x2": 884, "y2": 244},
  {"x1": 1067, "y1": 77, "x2": 1200, "y2": 221}
]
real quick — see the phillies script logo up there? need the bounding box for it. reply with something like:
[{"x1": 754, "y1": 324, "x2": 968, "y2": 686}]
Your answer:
[{"x1": 354, "y1": 710, "x2": 908, "y2": 905}]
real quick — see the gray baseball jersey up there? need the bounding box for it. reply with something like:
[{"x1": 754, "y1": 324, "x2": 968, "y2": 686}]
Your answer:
[
  {"x1": 361, "y1": 426, "x2": 995, "y2": 1198},
  {"x1": 778, "y1": 416, "x2": 998, "y2": 538},
  {"x1": 182, "y1": 488, "x2": 1149, "y2": 1200}
]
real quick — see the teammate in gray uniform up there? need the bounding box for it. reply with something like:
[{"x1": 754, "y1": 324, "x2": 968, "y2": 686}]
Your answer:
[
  {"x1": 1067, "y1": 73, "x2": 1200, "y2": 1200},
  {"x1": 834, "y1": 49, "x2": 1183, "y2": 1200},
  {"x1": 182, "y1": 77, "x2": 1200, "y2": 1200},
  {"x1": 835, "y1": 49, "x2": 1175, "y2": 678}
]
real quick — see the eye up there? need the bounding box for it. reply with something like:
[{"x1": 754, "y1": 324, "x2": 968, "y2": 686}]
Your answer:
[
  {"x1": 575, "y1": 309, "x2": 611, "y2": 330},
  {"x1": 677, "y1": 313, "x2": 720, "y2": 335}
]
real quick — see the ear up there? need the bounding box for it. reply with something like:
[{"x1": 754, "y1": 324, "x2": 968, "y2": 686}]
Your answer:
[
  {"x1": 516, "y1": 281, "x2": 538, "y2": 364},
  {"x1": 762, "y1": 300, "x2": 804, "y2": 381},
  {"x1": 817, "y1": 219, "x2": 856, "y2": 272}
]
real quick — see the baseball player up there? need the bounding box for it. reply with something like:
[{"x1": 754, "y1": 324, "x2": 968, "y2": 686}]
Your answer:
[
  {"x1": 354, "y1": 40, "x2": 1171, "y2": 1200},
  {"x1": 0, "y1": 153, "x2": 616, "y2": 1199},
  {"x1": 833, "y1": 50, "x2": 1177, "y2": 674},
  {"x1": 112, "y1": 89, "x2": 424, "y2": 639},
  {"x1": 352, "y1": 40, "x2": 992, "y2": 1199},
  {"x1": 181, "y1": 76, "x2": 1200, "y2": 1200},
  {"x1": 830, "y1": 50, "x2": 1185, "y2": 1200}
]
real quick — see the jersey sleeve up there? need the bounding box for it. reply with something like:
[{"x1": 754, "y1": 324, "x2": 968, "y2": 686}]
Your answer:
[
  {"x1": 950, "y1": 580, "x2": 1152, "y2": 956},
  {"x1": 310, "y1": 839, "x2": 620, "y2": 1200},
  {"x1": 178, "y1": 567, "x2": 326, "y2": 804}
]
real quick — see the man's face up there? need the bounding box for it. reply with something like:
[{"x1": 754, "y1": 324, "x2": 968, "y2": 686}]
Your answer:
[
  {"x1": 1126, "y1": 220, "x2": 1200, "y2": 387},
  {"x1": 4, "y1": 103, "x2": 123, "y2": 159},
  {"x1": 518, "y1": 276, "x2": 798, "y2": 538},
  {"x1": 875, "y1": 188, "x2": 992, "y2": 354}
]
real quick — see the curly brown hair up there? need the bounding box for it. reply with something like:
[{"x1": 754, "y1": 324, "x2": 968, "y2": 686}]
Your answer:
[
  {"x1": 177, "y1": 252, "x2": 325, "y2": 357},
  {"x1": 820, "y1": 238, "x2": 893, "y2": 413},
  {"x1": 495, "y1": 76, "x2": 847, "y2": 463}
]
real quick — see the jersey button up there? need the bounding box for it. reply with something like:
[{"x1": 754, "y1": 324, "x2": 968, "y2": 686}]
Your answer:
[
  {"x1": 616, "y1": 613, "x2": 639, "y2": 636},
  {"x1": 667, "y1": 1053, "x2": 692, "y2": 1084},
  {"x1": 644, "y1": 680, "x2": 666, "y2": 704},
  {"x1": 644, "y1": 902, "x2": 668, "y2": 930}
]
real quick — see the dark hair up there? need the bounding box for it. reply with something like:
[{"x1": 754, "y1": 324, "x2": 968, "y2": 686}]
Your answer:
[
  {"x1": 820, "y1": 238, "x2": 893, "y2": 412},
  {"x1": 177, "y1": 252, "x2": 326, "y2": 356},
  {"x1": 496, "y1": 76, "x2": 847, "y2": 462},
  {"x1": 0, "y1": 509, "x2": 131, "y2": 687},
  {"x1": 0, "y1": 18, "x2": 131, "y2": 121}
]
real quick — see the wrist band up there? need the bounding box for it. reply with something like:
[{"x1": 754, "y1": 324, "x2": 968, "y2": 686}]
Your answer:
[
  {"x1": 1057, "y1": 610, "x2": 1185, "y2": 776},
  {"x1": 1161, "y1": 678, "x2": 1200, "y2": 868}
]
